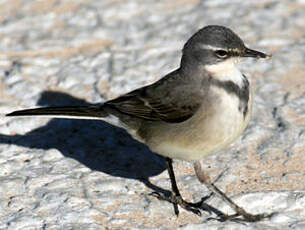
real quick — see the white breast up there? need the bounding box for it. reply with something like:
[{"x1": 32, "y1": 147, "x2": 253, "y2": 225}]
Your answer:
[{"x1": 145, "y1": 59, "x2": 252, "y2": 161}]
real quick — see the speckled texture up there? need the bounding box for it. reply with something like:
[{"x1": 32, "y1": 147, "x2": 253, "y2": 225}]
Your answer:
[{"x1": 0, "y1": 0, "x2": 305, "y2": 229}]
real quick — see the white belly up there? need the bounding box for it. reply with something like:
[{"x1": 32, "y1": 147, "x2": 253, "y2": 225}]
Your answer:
[{"x1": 145, "y1": 87, "x2": 252, "y2": 161}]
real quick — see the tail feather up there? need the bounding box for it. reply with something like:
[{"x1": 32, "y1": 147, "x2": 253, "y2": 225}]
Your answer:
[{"x1": 6, "y1": 106, "x2": 108, "y2": 119}]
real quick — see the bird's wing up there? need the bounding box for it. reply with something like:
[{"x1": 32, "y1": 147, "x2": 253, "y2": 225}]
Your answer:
[{"x1": 105, "y1": 71, "x2": 204, "y2": 123}]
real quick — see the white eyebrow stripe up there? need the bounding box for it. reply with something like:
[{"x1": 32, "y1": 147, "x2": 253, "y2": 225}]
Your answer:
[{"x1": 199, "y1": 44, "x2": 226, "y2": 51}]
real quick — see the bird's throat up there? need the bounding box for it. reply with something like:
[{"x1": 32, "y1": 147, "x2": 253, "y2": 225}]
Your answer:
[{"x1": 204, "y1": 58, "x2": 244, "y2": 88}]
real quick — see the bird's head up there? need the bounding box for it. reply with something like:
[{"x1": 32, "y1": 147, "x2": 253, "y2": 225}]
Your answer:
[{"x1": 181, "y1": 25, "x2": 271, "y2": 71}]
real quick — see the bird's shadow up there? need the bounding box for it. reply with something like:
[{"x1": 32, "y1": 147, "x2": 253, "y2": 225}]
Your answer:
[
  {"x1": 1, "y1": 91, "x2": 246, "y2": 221},
  {"x1": 1, "y1": 91, "x2": 166, "y2": 183}
]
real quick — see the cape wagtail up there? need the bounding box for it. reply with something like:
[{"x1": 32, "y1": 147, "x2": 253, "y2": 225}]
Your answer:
[{"x1": 7, "y1": 25, "x2": 272, "y2": 221}]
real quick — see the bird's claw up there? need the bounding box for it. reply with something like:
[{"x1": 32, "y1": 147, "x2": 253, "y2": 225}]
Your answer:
[
  {"x1": 216, "y1": 211, "x2": 274, "y2": 222},
  {"x1": 149, "y1": 191, "x2": 202, "y2": 216}
]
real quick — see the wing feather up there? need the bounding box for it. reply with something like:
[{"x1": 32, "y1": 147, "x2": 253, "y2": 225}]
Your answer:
[{"x1": 105, "y1": 71, "x2": 204, "y2": 123}]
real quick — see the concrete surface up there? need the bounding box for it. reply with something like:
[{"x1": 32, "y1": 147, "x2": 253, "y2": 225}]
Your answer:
[{"x1": 0, "y1": 0, "x2": 305, "y2": 229}]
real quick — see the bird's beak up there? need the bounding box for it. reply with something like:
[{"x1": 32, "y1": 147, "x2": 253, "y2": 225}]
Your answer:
[{"x1": 240, "y1": 47, "x2": 271, "y2": 59}]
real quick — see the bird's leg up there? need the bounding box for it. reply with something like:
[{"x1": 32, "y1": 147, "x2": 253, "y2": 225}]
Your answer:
[
  {"x1": 193, "y1": 161, "x2": 272, "y2": 222},
  {"x1": 152, "y1": 157, "x2": 202, "y2": 216}
]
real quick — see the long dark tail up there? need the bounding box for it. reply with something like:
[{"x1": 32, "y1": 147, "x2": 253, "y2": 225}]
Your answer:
[{"x1": 6, "y1": 105, "x2": 108, "y2": 119}]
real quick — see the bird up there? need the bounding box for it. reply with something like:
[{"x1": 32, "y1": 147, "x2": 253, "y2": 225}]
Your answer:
[{"x1": 6, "y1": 25, "x2": 272, "y2": 222}]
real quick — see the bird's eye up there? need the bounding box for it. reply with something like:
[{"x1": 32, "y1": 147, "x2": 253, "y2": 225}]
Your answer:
[{"x1": 215, "y1": 50, "x2": 228, "y2": 58}]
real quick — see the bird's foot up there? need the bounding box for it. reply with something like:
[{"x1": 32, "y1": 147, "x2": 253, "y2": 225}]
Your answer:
[
  {"x1": 216, "y1": 209, "x2": 274, "y2": 222},
  {"x1": 150, "y1": 192, "x2": 204, "y2": 216}
]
